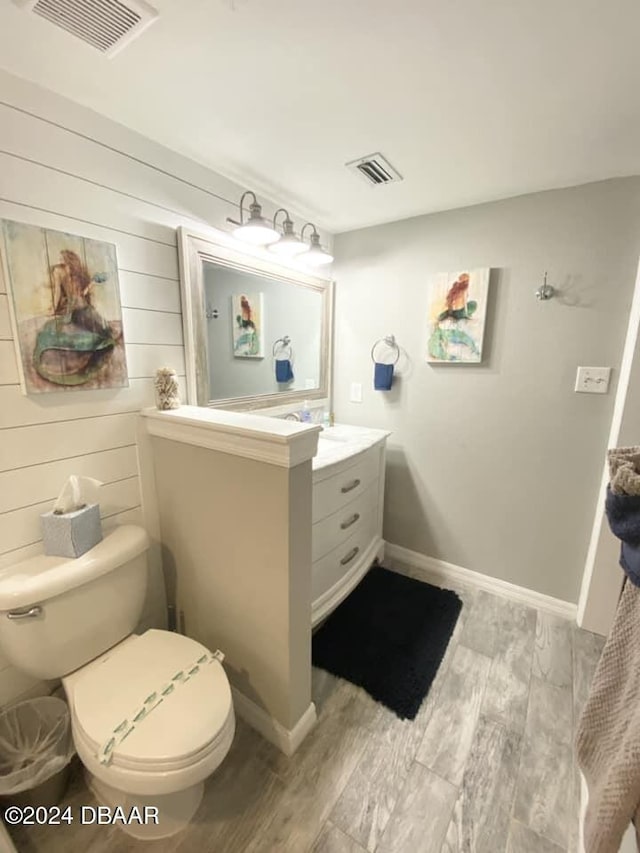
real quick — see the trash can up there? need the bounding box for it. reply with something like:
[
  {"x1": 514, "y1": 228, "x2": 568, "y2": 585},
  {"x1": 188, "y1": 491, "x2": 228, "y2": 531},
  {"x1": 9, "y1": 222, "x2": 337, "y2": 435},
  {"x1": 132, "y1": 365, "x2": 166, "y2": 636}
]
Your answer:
[{"x1": 0, "y1": 697, "x2": 75, "y2": 808}]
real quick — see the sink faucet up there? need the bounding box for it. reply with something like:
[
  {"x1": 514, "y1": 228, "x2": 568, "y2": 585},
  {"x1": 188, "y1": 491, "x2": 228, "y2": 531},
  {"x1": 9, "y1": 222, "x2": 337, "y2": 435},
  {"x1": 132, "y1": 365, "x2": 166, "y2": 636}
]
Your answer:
[{"x1": 284, "y1": 412, "x2": 301, "y2": 422}]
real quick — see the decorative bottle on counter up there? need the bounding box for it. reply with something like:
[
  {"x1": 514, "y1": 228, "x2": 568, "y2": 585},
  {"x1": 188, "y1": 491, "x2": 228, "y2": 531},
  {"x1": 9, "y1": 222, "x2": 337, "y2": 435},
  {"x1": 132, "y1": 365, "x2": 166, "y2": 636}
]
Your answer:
[{"x1": 154, "y1": 367, "x2": 180, "y2": 410}]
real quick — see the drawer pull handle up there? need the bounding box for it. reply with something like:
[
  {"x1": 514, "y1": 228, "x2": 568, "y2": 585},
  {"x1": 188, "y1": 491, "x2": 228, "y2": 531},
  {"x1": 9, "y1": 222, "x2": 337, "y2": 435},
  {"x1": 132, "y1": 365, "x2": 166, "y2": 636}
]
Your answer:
[
  {"x1": 340, "y1": 513, "x2": 360, "y2": 530},
  {"x1": 341, "y1": 478, "x2": 361, "y2": 494},
  {"x1": 340, "y1": 546, "x2": 360, "y2": 566}
]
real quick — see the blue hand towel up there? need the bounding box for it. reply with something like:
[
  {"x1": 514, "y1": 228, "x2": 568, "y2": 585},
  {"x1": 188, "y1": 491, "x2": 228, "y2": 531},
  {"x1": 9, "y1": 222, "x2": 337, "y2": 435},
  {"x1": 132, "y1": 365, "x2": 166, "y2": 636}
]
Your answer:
[
  {"x1": 276, "y1": 359, "x2": 294, "y2": 383},
  {"x1": 605, "y1": 485, "x2": 640, "y2": 586},
  {"x1": 374, "y1": 362, "x2": 394, "y2": 391}
]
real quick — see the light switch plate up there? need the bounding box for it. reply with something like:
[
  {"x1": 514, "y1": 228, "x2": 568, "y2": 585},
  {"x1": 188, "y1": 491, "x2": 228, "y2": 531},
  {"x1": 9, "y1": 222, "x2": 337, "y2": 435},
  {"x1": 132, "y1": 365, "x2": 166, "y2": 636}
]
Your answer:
[
  {"x1": 575, "y1": 366, "x2": 611, "y2": 394},
  {"x1": 350, "y1": 382, "x2": 363, "y2": 403}
]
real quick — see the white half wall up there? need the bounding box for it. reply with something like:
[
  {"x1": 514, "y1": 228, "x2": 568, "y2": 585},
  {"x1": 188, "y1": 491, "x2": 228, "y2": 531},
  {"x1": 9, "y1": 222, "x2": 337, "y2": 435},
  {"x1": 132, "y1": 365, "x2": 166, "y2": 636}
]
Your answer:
[{"x1": 333, "y1": 179, "x2": 640, "y2": 604}]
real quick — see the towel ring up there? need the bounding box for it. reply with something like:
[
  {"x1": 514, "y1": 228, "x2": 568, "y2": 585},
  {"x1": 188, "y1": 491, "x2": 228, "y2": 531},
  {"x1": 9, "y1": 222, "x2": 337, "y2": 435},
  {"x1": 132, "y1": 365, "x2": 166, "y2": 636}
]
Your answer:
[
  {"x1": 371, "y1": 334, "x2": 400, "y2": 365},
  {"x1": 273, "y1": 336, "x2": 293, "y2": 359}
]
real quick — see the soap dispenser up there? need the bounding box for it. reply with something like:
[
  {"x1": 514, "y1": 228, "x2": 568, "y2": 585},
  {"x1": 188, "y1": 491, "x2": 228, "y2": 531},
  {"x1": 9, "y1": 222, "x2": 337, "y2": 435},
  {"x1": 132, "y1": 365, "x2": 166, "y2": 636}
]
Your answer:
[{"x1": 300, "y1": 401, "x2": 312, "y2": 423}]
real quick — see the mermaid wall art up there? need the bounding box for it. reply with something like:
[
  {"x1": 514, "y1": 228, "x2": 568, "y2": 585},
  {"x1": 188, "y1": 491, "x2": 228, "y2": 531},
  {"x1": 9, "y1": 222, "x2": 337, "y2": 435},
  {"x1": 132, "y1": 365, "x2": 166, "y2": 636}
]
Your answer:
[
  {"x1": 1, "y1": 221, "x2": 128, "y2": 394},
  {"x1": 232, "y1": 292, "x2": 264, "y2": 358},
  {"x1": 426, "y1": 269, "x2": 490, "y2": 363}
]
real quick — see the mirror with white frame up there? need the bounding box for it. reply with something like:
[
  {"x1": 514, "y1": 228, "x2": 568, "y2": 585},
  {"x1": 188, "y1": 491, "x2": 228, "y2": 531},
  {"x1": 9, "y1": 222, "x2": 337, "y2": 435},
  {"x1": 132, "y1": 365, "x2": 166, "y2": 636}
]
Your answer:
[{"x1": 178, "y1": 228, "x2": 333, "y2": 410}]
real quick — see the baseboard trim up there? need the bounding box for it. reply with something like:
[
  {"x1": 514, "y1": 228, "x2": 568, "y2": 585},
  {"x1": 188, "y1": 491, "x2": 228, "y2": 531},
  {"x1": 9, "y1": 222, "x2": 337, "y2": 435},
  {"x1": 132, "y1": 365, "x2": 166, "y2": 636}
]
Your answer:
[
  {"x1": 385, "y1": 543, "x2": 577, "y2": 620},
  {"x1": 231, "y1": 688, "x2": 317, "y2": 756}
]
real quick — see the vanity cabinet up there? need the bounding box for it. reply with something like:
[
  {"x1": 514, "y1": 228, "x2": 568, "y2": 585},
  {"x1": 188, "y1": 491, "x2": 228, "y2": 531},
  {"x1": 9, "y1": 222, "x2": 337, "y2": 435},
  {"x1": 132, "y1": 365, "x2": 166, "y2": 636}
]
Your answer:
[{"x1": 311, "y1": 432, "x2": 388, "y2": 626}]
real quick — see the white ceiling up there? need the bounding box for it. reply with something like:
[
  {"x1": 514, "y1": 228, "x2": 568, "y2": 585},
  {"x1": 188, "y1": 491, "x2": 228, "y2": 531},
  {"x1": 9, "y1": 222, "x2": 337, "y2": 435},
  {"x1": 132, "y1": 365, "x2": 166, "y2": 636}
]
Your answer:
[{"x1": 1, "y1": 0, "x2": 639, "y2": 233}]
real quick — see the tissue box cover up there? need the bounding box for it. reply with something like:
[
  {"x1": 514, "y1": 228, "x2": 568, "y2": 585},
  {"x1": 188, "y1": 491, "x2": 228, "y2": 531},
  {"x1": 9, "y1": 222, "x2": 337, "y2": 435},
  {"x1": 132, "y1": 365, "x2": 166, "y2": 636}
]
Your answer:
[{"x1": 40, "y1": 504, "x2": 103, "y2": 558}]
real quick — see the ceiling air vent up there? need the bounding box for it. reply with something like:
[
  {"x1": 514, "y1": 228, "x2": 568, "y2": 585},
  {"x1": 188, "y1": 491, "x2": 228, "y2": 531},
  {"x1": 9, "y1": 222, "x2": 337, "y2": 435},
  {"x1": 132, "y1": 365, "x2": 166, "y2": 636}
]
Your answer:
[
  {"x1": 346, "y1": 153, "x2": 403, "y2": 187},
  {"x1": 17, "y1": 0, "x2": 158, "y2": 57}
]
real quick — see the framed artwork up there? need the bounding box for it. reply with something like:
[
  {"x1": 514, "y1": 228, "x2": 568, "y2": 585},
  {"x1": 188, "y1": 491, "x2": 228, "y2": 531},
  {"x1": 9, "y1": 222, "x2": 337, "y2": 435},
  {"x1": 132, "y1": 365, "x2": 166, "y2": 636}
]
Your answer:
[
  {"x1": 1, "y1": 220, "x2": 128, "y2": 394},
  {"x1": 232, "y1": 292, "x2": 264, "y2": 358},
  {"x1": 426, "y1": 269, "x2": 490, "y2": 363}
]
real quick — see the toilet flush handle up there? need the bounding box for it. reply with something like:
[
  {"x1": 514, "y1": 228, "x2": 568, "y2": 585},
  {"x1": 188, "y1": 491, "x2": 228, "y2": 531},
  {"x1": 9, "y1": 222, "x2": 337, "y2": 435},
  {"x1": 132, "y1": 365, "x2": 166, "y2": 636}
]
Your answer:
[{"x1": 7, "y1": 606, "x2": 42, "y2": 620}]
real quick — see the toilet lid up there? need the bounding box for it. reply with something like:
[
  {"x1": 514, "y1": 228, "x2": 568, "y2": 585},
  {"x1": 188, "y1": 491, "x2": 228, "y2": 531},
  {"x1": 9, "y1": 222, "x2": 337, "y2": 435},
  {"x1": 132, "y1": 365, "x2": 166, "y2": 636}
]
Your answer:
[{"x1": 73, "y1": 630, "x2": 232, "y2": 768}]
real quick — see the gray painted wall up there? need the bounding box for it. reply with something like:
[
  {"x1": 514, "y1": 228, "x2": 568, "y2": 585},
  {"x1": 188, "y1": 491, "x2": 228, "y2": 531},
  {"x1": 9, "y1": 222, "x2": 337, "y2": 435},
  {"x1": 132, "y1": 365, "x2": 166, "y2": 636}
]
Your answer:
[{"x1": 333, "y1": 178, "x2": 640, "y2": 603}]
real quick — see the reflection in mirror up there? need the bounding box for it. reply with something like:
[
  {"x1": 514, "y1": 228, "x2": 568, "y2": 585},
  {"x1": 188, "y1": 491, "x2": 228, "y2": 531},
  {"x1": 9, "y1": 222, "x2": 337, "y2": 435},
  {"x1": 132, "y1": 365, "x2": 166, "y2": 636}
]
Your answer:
[
  {"x1": 178, "y1": 228, "x2": 333, "y2": 410},
  {"x1": 204, "y1": 262, "x2": 323, "y2": 401}
]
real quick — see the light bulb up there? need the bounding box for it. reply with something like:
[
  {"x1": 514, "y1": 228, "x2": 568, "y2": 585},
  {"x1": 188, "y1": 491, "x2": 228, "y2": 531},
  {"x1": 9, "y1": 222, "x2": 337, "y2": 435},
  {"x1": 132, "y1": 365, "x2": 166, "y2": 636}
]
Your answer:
[
  {"x1": 228, "y1": 193, "x2": 281, "y2": 246},
  {"x1": 233, "y1": 222, "x2": 280, "y2": 246},
  {"x1": 270, "y1": 234, "x2": 307, "y2": 256},
  {"x1": 303, "y1": 248, "x2": 334, "y2": 266},
  {"x1": 301, "y1": 232, "x2": 333, "y2": 266}
]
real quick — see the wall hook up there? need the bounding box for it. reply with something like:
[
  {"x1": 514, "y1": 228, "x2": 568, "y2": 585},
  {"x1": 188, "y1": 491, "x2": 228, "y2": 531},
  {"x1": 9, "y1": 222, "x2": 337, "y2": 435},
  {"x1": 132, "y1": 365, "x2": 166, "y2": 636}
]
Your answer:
[{"x1": 536, "y1": 272, "x2": 555, "y2": 301}]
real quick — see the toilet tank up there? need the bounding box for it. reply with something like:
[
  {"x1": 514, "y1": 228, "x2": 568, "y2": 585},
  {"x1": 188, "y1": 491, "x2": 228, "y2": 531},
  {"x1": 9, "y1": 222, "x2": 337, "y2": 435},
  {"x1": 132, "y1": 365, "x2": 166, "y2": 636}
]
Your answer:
[{"x1": 0, "y1": 526, "x2": 149, "y2": 680}]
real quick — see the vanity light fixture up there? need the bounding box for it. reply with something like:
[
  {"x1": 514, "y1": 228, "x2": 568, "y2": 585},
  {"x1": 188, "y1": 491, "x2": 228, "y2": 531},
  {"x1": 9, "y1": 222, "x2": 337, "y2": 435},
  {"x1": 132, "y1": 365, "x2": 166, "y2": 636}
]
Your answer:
[
  {"x1": 300, "y1": 223, "x2": 334, "y2": 267},
  {"x1": 269, "y1": 209, "x2": 307, "y2": 257},
  {"x1": 226, "y1": 191, "x2": 280, "y2": 246}
]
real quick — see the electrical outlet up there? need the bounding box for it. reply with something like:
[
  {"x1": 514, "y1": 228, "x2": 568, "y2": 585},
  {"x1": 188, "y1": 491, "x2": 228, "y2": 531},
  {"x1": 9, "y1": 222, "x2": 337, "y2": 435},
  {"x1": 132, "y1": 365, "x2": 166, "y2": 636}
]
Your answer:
[
  {"x1": 350, "y1": 382, "x2": 363, "y2": 403},
  {"x1": 575, "y1": 366, "x2": 611, "y2": 394}
]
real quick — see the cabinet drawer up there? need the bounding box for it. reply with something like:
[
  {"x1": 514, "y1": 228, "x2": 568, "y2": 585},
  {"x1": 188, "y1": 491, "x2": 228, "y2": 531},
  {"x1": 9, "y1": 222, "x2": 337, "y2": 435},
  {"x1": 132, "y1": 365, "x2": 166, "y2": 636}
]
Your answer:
[
  {"x1": 313, "y1": 483, "x2": 377, "y2": 562},
  {"x1": 313, "y1": 446, "x2": 380, "y2": 523},
  {"x1": 311, "y1": 509, "x2": 377, "y2": 603}
]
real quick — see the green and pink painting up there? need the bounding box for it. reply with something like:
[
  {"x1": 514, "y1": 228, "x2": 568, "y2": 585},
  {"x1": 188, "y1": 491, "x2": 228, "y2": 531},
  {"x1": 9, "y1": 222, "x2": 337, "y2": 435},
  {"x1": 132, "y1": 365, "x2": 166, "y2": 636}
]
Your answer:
[
  {"x1": 232, "y1": 292, "x2": 264, "y2": 358},
  {"x1": 1, "y1": 220, "x2": 128, "y2": 394},
  {"x1": 426, "y1": 269, "x2": 490, "y2": 363}
]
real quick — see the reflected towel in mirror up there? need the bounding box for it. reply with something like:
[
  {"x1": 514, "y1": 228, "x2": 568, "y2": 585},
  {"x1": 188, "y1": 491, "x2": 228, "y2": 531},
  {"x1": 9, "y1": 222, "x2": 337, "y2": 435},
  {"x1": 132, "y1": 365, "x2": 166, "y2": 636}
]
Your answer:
[{"x1": 276, "y1": 359, "x2": 294, "y2": 383}]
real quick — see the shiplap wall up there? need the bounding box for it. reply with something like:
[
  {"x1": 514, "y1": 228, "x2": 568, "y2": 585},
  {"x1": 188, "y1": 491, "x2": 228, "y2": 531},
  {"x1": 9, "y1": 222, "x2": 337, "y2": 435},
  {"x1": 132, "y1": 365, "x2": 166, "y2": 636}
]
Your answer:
[{"x1": 0, "y1": 69, "x2": 328, "y2": 705}]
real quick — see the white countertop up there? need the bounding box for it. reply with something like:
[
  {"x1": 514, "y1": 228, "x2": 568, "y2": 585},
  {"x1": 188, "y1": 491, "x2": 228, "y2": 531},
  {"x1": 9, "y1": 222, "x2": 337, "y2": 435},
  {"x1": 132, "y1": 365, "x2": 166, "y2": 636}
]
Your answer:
[{"x1": 313, "y1": 423, "x2": 391, "y2": 471}]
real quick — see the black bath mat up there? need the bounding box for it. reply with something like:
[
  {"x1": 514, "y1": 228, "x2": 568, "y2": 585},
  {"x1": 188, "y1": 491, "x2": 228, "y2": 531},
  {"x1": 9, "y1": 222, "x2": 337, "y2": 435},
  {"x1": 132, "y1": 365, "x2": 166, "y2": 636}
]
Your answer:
[{"x1": 312, "y1": 566, "x2": 462, "y2": 720}]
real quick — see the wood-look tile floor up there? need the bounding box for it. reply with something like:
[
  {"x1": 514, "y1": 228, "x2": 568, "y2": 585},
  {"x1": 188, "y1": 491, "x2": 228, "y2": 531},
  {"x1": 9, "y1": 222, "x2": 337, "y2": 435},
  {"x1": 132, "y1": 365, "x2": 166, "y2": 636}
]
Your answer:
[{"x1": 8, "y1": 570, "x2": 605, "y2": 853}]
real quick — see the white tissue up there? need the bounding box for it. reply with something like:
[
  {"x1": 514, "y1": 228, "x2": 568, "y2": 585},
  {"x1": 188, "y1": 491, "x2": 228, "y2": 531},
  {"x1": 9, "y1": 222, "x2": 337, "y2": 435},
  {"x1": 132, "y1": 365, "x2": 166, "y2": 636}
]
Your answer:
[{"x1": 52, "y1": 475, "x2": 102, "y2": 515}]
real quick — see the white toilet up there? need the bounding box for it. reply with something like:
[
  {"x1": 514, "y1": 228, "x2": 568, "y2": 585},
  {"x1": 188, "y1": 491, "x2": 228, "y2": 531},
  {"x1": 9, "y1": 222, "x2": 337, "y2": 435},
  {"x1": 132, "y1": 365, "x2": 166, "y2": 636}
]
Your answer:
[{"x1": 0, "y1": 525, "x2": 235, "y2": 840}]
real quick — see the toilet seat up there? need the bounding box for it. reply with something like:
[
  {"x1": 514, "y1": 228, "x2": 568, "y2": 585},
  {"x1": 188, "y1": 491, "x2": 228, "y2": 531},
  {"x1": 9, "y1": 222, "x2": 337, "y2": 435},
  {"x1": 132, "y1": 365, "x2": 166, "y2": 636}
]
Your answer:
[
  {"x1": 73, "y1": 713, "x2": 234, "y2": 774},
  {"x1": 70, "y1": 629, "x2": 233, "y2": 773}
]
